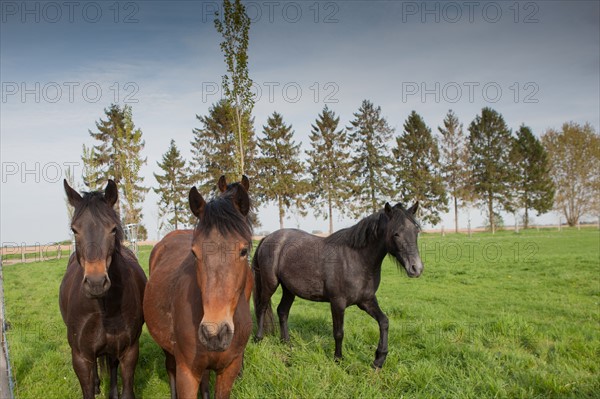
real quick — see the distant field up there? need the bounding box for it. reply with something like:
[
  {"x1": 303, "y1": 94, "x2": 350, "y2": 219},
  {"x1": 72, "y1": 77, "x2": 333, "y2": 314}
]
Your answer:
[{"x1": 2, "y1": 228, "x2": 599, "y2": 398}]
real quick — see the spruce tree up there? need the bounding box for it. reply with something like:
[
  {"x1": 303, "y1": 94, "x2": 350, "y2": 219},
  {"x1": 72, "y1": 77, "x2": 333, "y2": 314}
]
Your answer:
[
  {"x1": 154, "y1": 140, "x2": 189, "y2": 231},
  {"x1": 255, "y1": 112, "x2": 309, "y2": 229},
  {"x1": 306, "y1": 106, "x2": 351, "y2": 233},
  {"x1": 82, "y1": 104, "x2": 149, "y2": 238},
  {"x1": 190, "y1": 100, "x2": 256, "y2": 195},
  {"x1": 511, "y1": 125, "x2": 555, "y2": 228},
  {"x1": 118, "y1": 106, "x2": 150, "y2": 239},
  {"x1": 468, "y1": 107, "x2": 516, "y2": 233},
  {"x1": 393, "y1": 111, "x2": 448, "y2": 226},
  {"x1": 347, "y1": 100, "x2": 394, "y2": 217},
  {"x1": 438, "y1": 110, "x2": 471, "y2": 232}
]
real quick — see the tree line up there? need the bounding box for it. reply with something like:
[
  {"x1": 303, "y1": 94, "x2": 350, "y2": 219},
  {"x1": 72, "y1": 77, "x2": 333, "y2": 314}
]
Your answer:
[{"x1": 80, "y1": 102, "x2": 599, "y2": 238}]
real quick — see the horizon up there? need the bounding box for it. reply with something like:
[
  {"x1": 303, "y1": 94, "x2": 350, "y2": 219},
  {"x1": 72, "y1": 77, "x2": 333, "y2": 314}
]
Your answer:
[{"x1": 1, "y1": 0, "x2": 599, "y2": 244}]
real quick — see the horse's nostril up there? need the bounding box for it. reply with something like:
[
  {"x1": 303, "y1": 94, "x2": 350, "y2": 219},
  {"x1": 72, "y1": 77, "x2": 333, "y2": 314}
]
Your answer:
[{"x1": 103, "y1": 277, "x2": 110, "y2": 289}]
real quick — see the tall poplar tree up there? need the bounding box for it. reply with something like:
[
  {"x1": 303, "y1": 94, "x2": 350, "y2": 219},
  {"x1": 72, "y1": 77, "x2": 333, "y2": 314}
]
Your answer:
[
  {"x1": 438, "y1": 110, "x2": 471, "y2": 232},
  {"x1": 215, "y1": 0, "x2": 254, "y2": 176},
  {"x1": 347, "y1": 100, "x2": 394, "y2": 217},
  {"x1": 393, "y1": 111, "x2": 447, "y2": 226},
  {"x1": 468, "y1": 107, "x2": 516, "y2": 233},
  {"x1": 306, "y1": 106, "x2": 351, "y2": 233},
  {"x1": 255, "y1": 112, "x2": 309, "y2": 229},
  {"x1": 154, "y1": 140, "x2": 189, "y2": 231},
  {"x1": 511, "y1": 125, "x2": 555, "y2": 228}
]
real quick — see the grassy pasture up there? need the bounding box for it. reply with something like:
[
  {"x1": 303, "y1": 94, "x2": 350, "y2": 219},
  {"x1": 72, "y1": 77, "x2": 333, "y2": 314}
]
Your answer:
[{"x1": 2, "y1": 228, "x2": 599, "y2": 398}]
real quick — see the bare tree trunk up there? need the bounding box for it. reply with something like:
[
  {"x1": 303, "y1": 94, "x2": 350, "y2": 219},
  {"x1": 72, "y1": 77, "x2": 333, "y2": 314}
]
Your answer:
[
  {"x1": 488, "y1": 192, "x2": 495, "y2": 234},
  {"x1": 328, "y1": 195, "x2": 333, "y2": 234},
  {"x1": 524, "y1": 206, "x2": 529, "y2": 229},
  {"x1": 454, "y1": 196, "x2": 459, "y2": 233},
  {"x1": 278, "y1": 197, "x2": 284, "y2": 230},
  {"x1": 235, "y1": 105, "x2": 244, "y2": 176}
]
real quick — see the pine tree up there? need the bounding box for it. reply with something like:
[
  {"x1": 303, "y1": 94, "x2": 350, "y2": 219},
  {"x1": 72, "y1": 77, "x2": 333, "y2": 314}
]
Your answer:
[
  {"x1": 542, "y1": 122, "x2": 600, "y2": 226},
  {"x1": 154, "y1": 140, "x2": 189, "y2": 231},
  {"x1": 214, "y1": 0, "x2": 254, "y2": 176},
  {"x1": 347, "y1": 100, "x2": 394, "y2": 217},
  {"x1": 438, "y1": 110, "x2": 471, "y2": 232},
  {"x1": 468, "y1": 107, "x2": 516, "y2": 233},
  {"x1": 190, "y1": 100, "x2": 256, "y2": 195},
  {"x1": 118, "y1": 105, "x2": 150, "y2": 239},
  {"x1": 82, "y1": 104, "x2": 148, "y2": 238},
  {"x1": 255, "y1": 112, "x2": 309, "y2": 229},
  {"x1": 85, "y1": 104, "x2": 126, "y2": 215},
  {"x1": 393, "y1": 111, "x2": 448, "y2": 226},
  {"x1": 511, "y1": 125, "x2": 555, "y2": 228},
  {"x1": 306, "y1": 106, "x2": 351, "y2": 233}
]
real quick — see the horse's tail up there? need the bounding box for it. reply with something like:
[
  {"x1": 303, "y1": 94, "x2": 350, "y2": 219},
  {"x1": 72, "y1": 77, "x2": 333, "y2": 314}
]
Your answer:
[{"x1": 252, "y1": 238, "x2": 275, "y2": 335}]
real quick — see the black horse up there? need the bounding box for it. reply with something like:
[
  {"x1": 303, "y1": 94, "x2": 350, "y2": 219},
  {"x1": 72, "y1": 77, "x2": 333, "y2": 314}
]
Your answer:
[{"x1": 253, "y1": 202, "x2": 423, "y2": 369}]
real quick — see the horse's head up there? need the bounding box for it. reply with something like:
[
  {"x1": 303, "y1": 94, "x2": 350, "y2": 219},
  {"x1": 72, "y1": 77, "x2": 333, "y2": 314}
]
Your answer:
[
  {"x1": 64, "y1": 179, "x2": 122, "y2": 298},
  {"x1": 383, "y1": 202, "x2": 423, "y2": 278},
  {"x1": 188, "y1": 177, "x2": 252, "y2": 352}
]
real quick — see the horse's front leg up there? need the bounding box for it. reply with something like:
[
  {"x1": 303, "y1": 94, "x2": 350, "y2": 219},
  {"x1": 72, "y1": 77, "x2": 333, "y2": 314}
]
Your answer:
[
  {"x1": 118, "y1": 342, "x2": 139, "y2": 399},
  {"x1": 330, "y1": 299, "x2": 346, "y2": 361},
  {"x1": 175, "y1": 363, "x2": 200, "y2": 399},
  {"x1": 215, "y1": 355, "x2": 244, "y2": 399},
  {"x1": 358, "y1": 297, "x2": 389, "y2": 369},
  {"x1": 71, "y1": 350, "x2": 96, "y2": 399}
]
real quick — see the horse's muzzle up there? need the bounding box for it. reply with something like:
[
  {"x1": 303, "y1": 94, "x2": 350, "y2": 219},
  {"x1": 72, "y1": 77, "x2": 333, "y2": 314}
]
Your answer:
[
  {"x1": 198, "y1": 321, "x2": 234, "y2": 351},
  {"x1": 83, "y1": 274, "x2": 111, "y2": 298}
]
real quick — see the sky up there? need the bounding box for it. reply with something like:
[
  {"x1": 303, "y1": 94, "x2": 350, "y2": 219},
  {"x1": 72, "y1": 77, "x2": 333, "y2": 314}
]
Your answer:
[{"x1": 1, "y1": 0, "x2": 599, "y2": 244}]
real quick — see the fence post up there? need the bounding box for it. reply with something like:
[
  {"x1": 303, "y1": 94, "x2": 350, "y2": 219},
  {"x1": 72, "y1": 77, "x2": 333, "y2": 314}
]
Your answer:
[
  {"x1": 20, "y1": 246, "x2": 24, "y2": 264},
  {"x1": 57, "y1": 244, "x2": 61, "y2": 260}
]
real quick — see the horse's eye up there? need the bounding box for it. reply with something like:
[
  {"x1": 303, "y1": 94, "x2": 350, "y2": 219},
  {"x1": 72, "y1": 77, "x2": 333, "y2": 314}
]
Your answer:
[
  {"x1": 71, "y1": 228, "x2": 79, "y2": 236},
  {"x1": 240, "y1": 248, "x2": 249, "y2": 257},
  {"x1": 111, "y1": 227, "x2": 117, "y2": 235},
  {"x1": 393, "y1": 233, "x2": 400, "y2": 237}
]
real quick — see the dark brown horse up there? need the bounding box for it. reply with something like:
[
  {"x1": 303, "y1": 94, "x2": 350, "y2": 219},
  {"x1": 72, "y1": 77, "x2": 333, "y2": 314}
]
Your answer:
[
  {"x1": 59, "y1": 180, "x2": 147, "y2": 399},
  {"x1": 144, "y1": 176, "x2": 253, "y2": 399},
  {"x1": 253, "y1": 202, "x2": 423, "y2": 369}
]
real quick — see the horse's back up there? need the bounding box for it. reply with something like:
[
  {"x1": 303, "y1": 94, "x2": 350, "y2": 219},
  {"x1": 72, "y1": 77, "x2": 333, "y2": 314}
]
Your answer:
[
  {"x1": 145, "y1": 230, "x2": 194, "y2": 353},
  {"x1": 256, "y1": 229, "x2": 330, "y2": 300},
  {"x1": 149, "y1": 230, "x2": 193, "y2": 274}
]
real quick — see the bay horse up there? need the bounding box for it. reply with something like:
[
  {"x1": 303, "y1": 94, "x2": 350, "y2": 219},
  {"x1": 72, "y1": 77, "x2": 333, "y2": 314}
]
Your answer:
[
  {"x1": 144, "y1": 176, "x2": 253, "y2": 399},
  {"x1": 59, "y1": 180, "x2": 147, "y2": 399},
  {"x1": 253, "y1": 202, "x2": 423, "y2": 369}
]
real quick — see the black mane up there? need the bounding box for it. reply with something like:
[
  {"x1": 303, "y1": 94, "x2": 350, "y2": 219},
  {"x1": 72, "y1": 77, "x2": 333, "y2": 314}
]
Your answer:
[
  {"x1": 71, "y1": 191, "x2": 124, "y2": 251},
  {"x1": 195, "y1": 195, "x2": 253, "y2": 243},
  {"x1": 324, "y1": 211, "x2": 384, "y2": 249},
  {"x1": 324, "y1": 204, "x2": 421, "y2": 249}
]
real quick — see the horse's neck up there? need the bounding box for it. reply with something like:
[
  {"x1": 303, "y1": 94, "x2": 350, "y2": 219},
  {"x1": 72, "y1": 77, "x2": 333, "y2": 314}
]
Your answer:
[{"x1": 360, "y1": 238, "x2": 388, "y2": 275}]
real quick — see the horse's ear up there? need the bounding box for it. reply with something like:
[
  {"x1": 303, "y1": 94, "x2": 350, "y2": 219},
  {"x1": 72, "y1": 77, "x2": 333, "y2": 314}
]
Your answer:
[
  {"x1": 408, "y1": 201, "x2": 419, "y2": 215},
  {"x1": 189, "y1": 187, "x2": 206, "y2": 218},
  {"x1": 104, "y1": 180, "x2": 118, "y2": 207},
  {"x1": 64, "y1": 179, "x2": 82, "y2": 208},
  {"x1": 217, "y1": 175, "x2": 227, "y2": 193},
  {"x1": 384, "y1": 202, "x2": 392, "y2": 216},
  {"x1": 233, "y1": 189, "x2": 250, "y2": 216},
  {"x1": 241, "y1": 175, "x2": 250, "y2": 192}
]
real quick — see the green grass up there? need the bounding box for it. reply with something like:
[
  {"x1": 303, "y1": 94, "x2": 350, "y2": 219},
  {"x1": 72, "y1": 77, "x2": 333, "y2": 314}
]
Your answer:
[{"x1": 3, "y1": 228, "x2": 599, "y2": 398}]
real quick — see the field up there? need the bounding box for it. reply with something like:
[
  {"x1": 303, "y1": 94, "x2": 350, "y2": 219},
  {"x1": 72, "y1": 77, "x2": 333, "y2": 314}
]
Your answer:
[{"x1": 2, "y1": 228, "x2": 599, "y2": 398}]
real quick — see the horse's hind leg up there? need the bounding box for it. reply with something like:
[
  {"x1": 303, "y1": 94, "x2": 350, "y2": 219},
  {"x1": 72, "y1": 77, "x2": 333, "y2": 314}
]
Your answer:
[
  {"x1": 358, "y1": 297, "x2": 389, "y2": 369},
  {"x1": 200, "y1": 370, "x2": 210, "y2": 399},
  {"x1": 93, "y1": 360, "x2": 100, "y2": 395},
  {"x1": 118, "y1": 342, "x2": 139, "y2": 399},
  {"x1": 277, "y1": 285, "x2": 295, "y2": 342},
  {"x1": 107, "y1": 355, "x2": 119, "y2": 399},
  {"x1": 164, "y1": 350, "x2": 177, "y2": 399},
  {"x1": 255, "y1": 279, "x2": 278, "y2": 341}
]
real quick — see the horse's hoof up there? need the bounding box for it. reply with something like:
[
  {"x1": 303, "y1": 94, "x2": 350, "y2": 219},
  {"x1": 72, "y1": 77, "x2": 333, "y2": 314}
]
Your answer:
[{"x1": 253, "y1": 335, "x2": 263, "y2": 343}]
